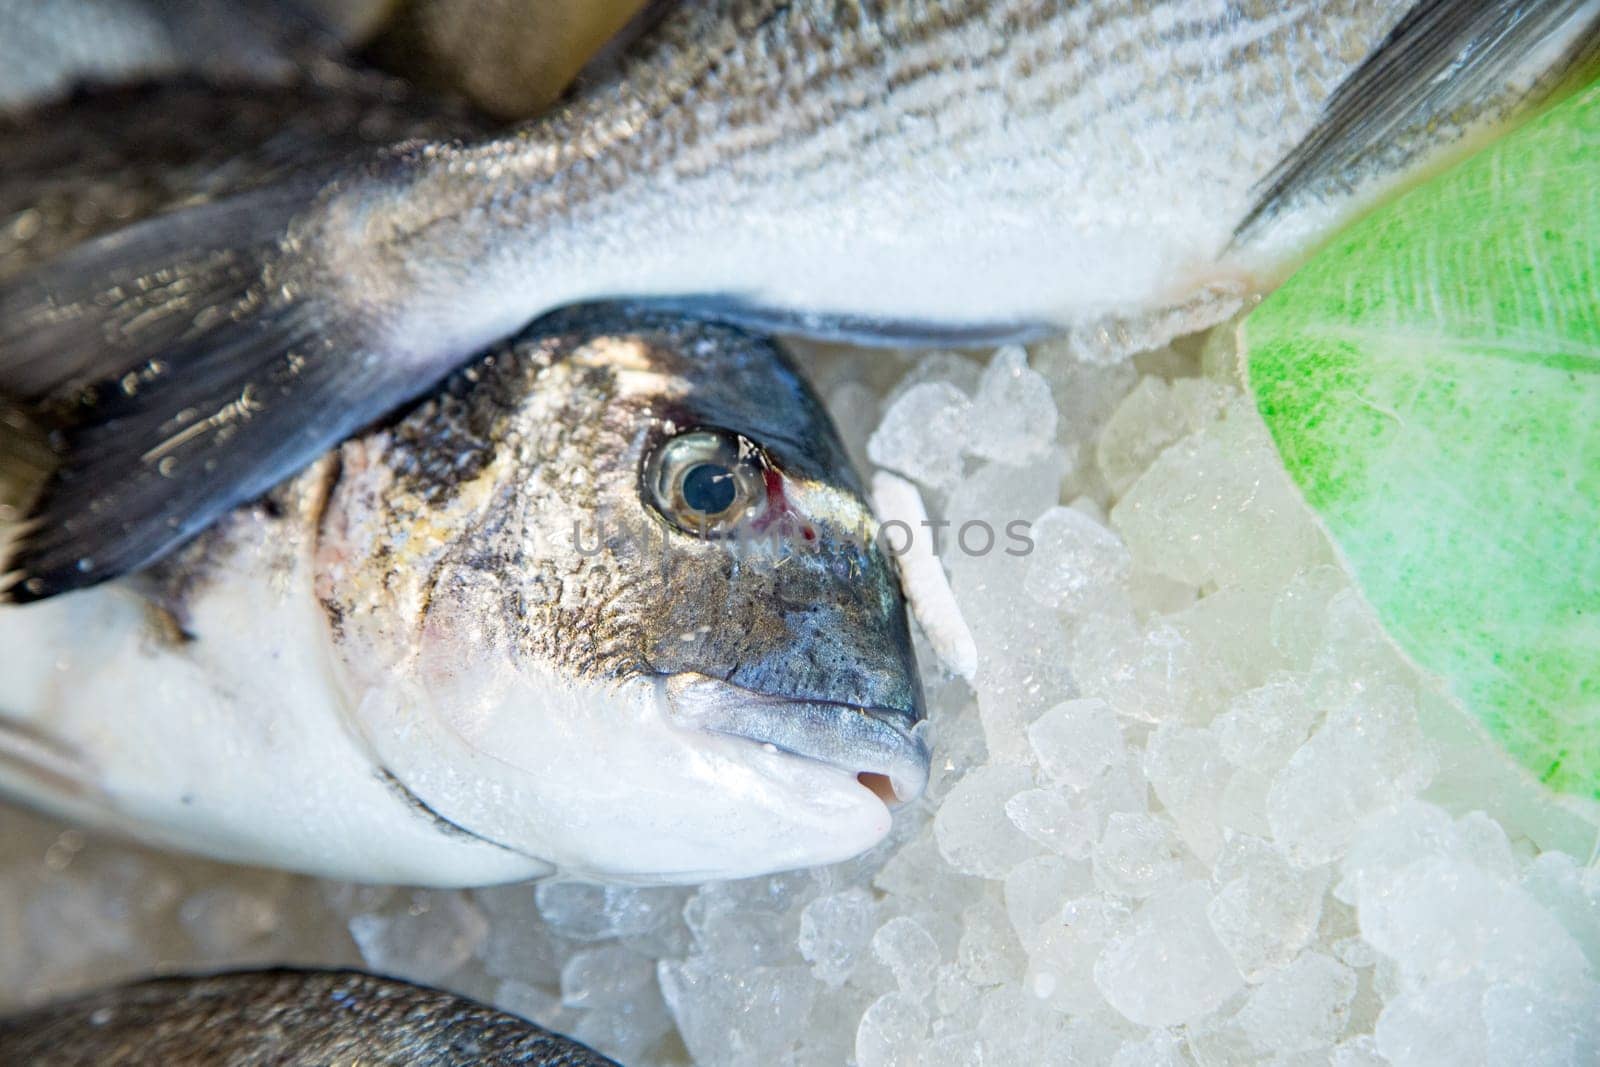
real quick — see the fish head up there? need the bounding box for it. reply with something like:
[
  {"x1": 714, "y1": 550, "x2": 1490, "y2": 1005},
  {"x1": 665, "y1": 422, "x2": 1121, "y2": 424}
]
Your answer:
[{"x1": 316, "y1": 306, "x2": 927, "y2": 883}]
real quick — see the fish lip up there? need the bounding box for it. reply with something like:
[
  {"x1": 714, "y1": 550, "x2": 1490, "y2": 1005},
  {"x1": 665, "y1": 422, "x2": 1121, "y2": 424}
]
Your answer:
[{"x1": 660, "y1": 672, "x2": 931, "y2": 805}]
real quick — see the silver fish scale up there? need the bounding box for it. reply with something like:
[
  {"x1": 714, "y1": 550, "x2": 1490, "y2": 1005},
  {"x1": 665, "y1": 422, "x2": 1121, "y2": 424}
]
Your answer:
[{"x1": 352, "y1": 0, "x2": 1405, "y2": 342}]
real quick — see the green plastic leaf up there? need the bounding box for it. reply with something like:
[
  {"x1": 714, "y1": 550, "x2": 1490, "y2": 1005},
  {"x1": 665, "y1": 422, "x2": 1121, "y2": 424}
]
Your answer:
[{"x1": 1243, "y1": 81, "x2": 1600, "y2": 801}]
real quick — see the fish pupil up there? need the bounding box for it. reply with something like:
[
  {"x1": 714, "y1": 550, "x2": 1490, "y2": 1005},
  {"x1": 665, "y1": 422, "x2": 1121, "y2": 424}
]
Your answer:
[{"x1": 682, "y1": 463, "x2": 737, "y2": 515}]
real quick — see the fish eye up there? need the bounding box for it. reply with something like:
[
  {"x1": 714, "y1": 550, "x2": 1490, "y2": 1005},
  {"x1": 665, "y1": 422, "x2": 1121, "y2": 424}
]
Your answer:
[{"x1": 646, "y1": 428, "x2": 768, "y2": 533}]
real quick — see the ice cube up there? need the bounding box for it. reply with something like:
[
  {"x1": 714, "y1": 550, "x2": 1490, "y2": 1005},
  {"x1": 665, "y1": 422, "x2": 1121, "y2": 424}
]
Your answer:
[
  {"x1": 934, "y1": 764, "x2": 1041, "y2": 878},
  {"x1": 797, "y1": 888, "x2": 878, "y2": 988},
  {"x1": 1215, "y1": 673, "x2": 1319, "y2": 775},
  {"x1": 658, "y1": 958, "x2": 818, "y2": 1067},
  {"x1": 855, "y1": 992, "x2": 930, "y2": 1067},
  {"x1": 873, "y1": 916, "x2": 942, "y2": 999},
  {"x1": 571, "y1": 981, "x2": 674, "y2": 1066},
  {"x1": 1028, "y1": 338, "x2": 1140, "y2": 450},
  {"x1": 1482, "y1": 979, "x2": 1600, "y2": 1066},
  {"x1": 1005, "y1": 788, "x2": 1102, "y2": 859},
  {"x1": 1335, "y1": 801, "x2": 1511, "y2": 906},
  {"x1": 1143, "y1": 723, "x2": 1228, "y2": 863},
  {"x1": 1094, "y1": 882, "x2": 1245, "y2": 1026},
  {"x1": 533, "y1": 881, "x2": 677, "y2": 943},
  {"x1": 829, "y1": 380, "x2": 883, "y2": 473},
  {"x1": 967, "y1": 346, "x2": 1059, "y2": 463},
  {"x1": 1109, "y1": 1030, "x2": 1188, "y2": 1067},
  {"x1": 473, "y1": 883, "x2": 577, "y2": 986},
  {"x1": 886, "y1": 350, "x2": 985, "y2": 406},
  {"x1": 1207, "y1": 835, "x2": 1330, "y2": 981},
  {"x1": 559, "y1": 945, "x2": 654, "y2": 1009},
  {"x1": 348, "y1": 891, "x2": 488, "y2": 984},
  {"x1": 868, "y1": 381, "x2": 972, "y2": 491},
  {"x1": 1521, "y1": 851, "x2": 1600, "y2": 971},
  {"x1": 957, "y1": 896, "x2": 1028, "y2": 987},
  {"x1": 1373, "y1": 977, "x2": 1489, "y2": 1067},
  {"x1": 1095, "y1": 377, "x2": 1230, "y2": 496},
  {"x1": 1358, "y1": 857, "x2": 1590, "y2": 990},
  {"x1": 1236, "y1": 952, "x2": 1358, "y2": 1053},
  {"x1": 1003, "y1": 855, "x2": 1091, "y2": 950},
  {"x1": 1027, "y1": 698, "x2": 1126, "y2": 790},
  {"x1": 683, "y1": 877, "x2": 808, "y2": 969},
  {"x1": 1267, "y1": 685, "x2": 1436, "y2": 866},
  {"x1": 1330, "y1": 1035, "x2": 1389, "y2": 1067},
  {"x1": 1092, "y1": 813, "x2": 1184, "y2": 899},
  {"x1": 975, "y1": 986, "x2": 1070, "y2": 1063},
  {"x1": 1022, "y1": 895, "x2": 1132, "y2": 1015},
  {"x1": 1111, "y1": 412, "x2": 1325, "y2": 590},
  {"x1": 1024, "y1": 506, "x2": 1133, "y2": 615},
  {"x1": 1269, "y1": 565, "x2": 1351, "y2": 669}
]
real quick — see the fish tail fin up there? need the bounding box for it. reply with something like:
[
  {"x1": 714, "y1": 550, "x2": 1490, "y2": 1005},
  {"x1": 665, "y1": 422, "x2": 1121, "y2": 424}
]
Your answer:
[
  {"x1": 0, "y1": 184, "x2": 389, "y2": 602},
  {"x1": 1236, "y1": 0, "x2": 1600, "y2": 240}
]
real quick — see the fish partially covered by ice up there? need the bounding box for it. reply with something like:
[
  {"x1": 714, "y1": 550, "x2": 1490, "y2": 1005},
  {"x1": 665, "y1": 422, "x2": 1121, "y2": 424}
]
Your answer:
[
  {"x1": 0, "y1": 306, "x2": 928, "y2": 886},
  {"x1": 4, "y1": 0, "x2": 1599, "y2": 597}
]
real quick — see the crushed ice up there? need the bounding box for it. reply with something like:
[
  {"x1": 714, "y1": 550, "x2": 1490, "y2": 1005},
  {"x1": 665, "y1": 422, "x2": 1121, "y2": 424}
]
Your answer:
[{"x1": 2, "y1": 326, "x2": 1598, "y2": 1066}]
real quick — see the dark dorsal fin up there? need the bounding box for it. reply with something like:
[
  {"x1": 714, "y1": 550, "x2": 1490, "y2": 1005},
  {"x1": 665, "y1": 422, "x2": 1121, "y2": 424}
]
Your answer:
[{"x1": 1236, "y1": 0, "x2": 1600, "y2": 240}]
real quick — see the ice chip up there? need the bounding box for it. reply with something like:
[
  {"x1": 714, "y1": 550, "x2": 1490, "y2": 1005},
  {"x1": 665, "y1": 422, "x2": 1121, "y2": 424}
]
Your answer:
[
  {"x1": 1094, "y1": 882, "x2": 1245, "y2": 1026},
  {"x1": 1024, "y1": 506, "x2": 1133, "y2": 614},
  {"x1": 1215, "y1": 673, "x2": 1319, "y2": 776},
  {"x1": 1358, "y1": 857, "x2": 1591, "y2": 989},
  {"x1": 1110, "y1": 1030, "x2": 1188, "y2": 1067},
  {"x1": 559, "y1": 945, "x2": 654, "y2": 1009},
  {"x1": 1373, "y1": 977, "x2": 1490, "y2": 1067},
  {"x1": 886, "y1": 350, "x2": 984, "y2": 406},
  {"x1": 1005, "y1": 787, "x2": 1101, "y2": 858},
  {"x1": 868, "y1": 381, "x2": 972, "y2": 491},
  {"x1": 1094, "y1": 376, "x2": 1231, "y2": 496},
  {"x1": 855, "y1": 992, "x2": 930, "y2": 1067},
  {"x1": 957, "y1": 896, "x2": 1027, "y2": 987},
  {"x1": 1092, "y1": 813, "x2": 1185, "y2": 899},
  {"x1": 872, "y1": 916, "x2": 942, "y2": 1000},
  {"x1": 934, "y1": 764, "x2": 1041, "y2": 878},
  {"x1": 533, "y1": 881, "x2": 675, "y2": 943},
  {"x1": 1003, "y1": 855, "x2": 1090, "y2": 949},
  {"x1": 797, "y1": 888, "x2": 878, "y2": 988},
  {"x1": 1236, "y1": 952, "x2": 1358, "y2": 1053},
  {"x1": 348, "y1": 891, "x2": 488, "y2": 985},
  {"x1": 1027, "y1": 697, "x2": 1125, "y2": 790},
  {"x1": 1143, "y1": 723, "x2": 1228, "y2": 863},
  {"x1": 1112, "y1": 412, "x2": 1325, "y2": 590},
  {"x1": 658, "y1": 958, "x2": 818, "y2": 1067},
  {"x1": 967, "y1": 346, "x2": 1058, "y2": 463},
  {"x1": 1207, "y1": 835, "x2": 1330, "y2": 980},
  {"x1": 1267, "y1": 685, "x2": 1436, "y2": 866},
  {"x1": 1521, "y1": 851, "x2": 1600, "y2": 971},
  {"x1": 1482, "y1": 979, "x2": 1600, "y2": 1066}
]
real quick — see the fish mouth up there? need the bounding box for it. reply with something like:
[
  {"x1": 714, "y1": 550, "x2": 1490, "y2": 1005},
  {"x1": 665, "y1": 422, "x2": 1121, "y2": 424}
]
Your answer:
[{"x1": 661, "y1": 673, "x2": 931, "y2": 806}]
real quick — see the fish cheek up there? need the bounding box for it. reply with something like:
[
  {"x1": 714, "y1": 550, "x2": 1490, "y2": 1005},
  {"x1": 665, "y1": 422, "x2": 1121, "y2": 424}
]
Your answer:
[{"x1": 633, "y1": 535, "x2": 792, "y2": 680}]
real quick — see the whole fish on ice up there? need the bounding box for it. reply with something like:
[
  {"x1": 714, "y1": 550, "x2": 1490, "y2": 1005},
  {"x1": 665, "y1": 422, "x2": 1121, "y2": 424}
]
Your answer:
[
  {"x1": 2, "y1": 0, "x2": 1597, "y2": 598},
  {"x1": 0, "y1": 303, "x2": 927, "y2": 885},
  {"x1": 0, "y1": 968, "x2": 617, "y2": 1065}
]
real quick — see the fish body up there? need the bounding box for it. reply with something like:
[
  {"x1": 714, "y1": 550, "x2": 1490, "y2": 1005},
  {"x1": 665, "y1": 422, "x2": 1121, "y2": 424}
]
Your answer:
[
  {"x1": 3, "y1": 0, "x2": 1598, "y2": 596},
  {"x1": 0, "y1": 968, "x2": 618, "y2": 1066},
  {"x1": 0, "y1": 305, "x2": 928, "y2": 885}
]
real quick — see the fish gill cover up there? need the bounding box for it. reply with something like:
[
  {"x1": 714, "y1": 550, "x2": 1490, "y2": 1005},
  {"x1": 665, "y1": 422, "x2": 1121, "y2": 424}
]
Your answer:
[{"x1": 1243, "y1": 79, "x2": 1600, "y2": 803}]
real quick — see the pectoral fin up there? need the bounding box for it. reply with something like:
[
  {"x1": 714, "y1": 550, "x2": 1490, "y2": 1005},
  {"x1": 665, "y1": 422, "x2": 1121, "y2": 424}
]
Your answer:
[
  {"x1": 0, "y1": 186, "x2": 411, "y2": 602},
  {"x1": 1237, "y1": 0, "x2": 1600, "y2": 239}
]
